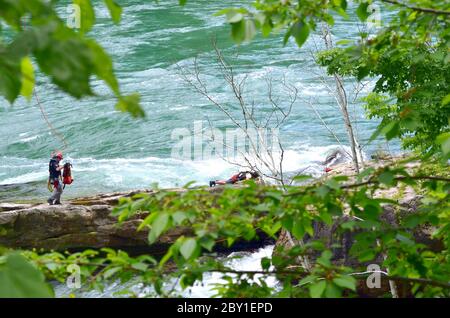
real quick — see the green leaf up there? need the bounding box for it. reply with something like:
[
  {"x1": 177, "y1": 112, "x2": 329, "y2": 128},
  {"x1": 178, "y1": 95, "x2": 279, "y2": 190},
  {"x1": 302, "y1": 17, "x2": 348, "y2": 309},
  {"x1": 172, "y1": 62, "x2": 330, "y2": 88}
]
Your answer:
[
  {"x1": 261, "y1": 257, "x2": 271, "y2": 270},
  {"x1": 299, "y1": 275, "x2": 317, "y2": 286},
  {"x1": 103, "y1": 266, "x2": 121, "y2": 279},
  {"x1": 172, "y1": 211, "x2": 187, "y2": 225},
  {"x1": 180, "y1": 238, "x2": 198, "y2": 260},
  {"x1": 357, "y1": 167, "x2": 375, "y2": 182},
  {"x1": 396, "y1": 234, "x2": 414, "y2": 246},
  {"x1": 333, "y1": 276, "x2": 356, "y2": 291},
  {"x1": 292, "y1": 175, "x2": 312, "y2": 182},
  {"x1": 243, "y1": 19, "x2": 257, "y2": 42},
  {"x1": 103, "y1": 0, "x2": 123, "y2": 24},
  {"x1": 231, "y1": 19, "x2": 254, "y2": 44},
  {"x1": 357, "y1": 249, "x2": 376, "y2": 262},
  {"x1": 436, "y1": 132, "x2": 450, "y2": 157},
  {"x1": 148, "y1": 213, "x2": 170, "y2": 244},
  {"x1": 442, "y1": 94, "x2": 450, "y2": 106},
  {"x1": 291, "y1": 21, "x2": 310, "y2": 48},
  {"x1": 363, "y1": 202, "x2": 381, "y2": 219},
  {"x1": 317, "y1": 250, "x2": 332, "y2": 268},
  {"x1": 226, "y1": 11, "x2": 244, "y2": 23},
  {"x1": 378, "y1": 171, "x2": 395, "y2": 186},
  {"x1": 403, "y1": 214, "x2": 423, "y2": 228},
  {"x1": 282, "y1": 27, "x2": 292, "y2": 46},
  {"x1": 86, "y1": 40, "x2": 119, "y2": 95},
  {"x1": 0, "y1": 54, "x2": 21, "y2": 103},
  {"x1": 303, "y1": 218, "x2": 314, "y2": 236},
  {"x1": 356, "y1": 3, "x2": 370, "y2": 22},
  {"x1": 230, "y1": 22, "x2": 242, "y2": 43},
  {"x1": 309, "y1": 280, "x2": 326, "y2": 298},
  {"x1": 292, "y1": 219, "x2": 304, "y2": 240},
  {"x1": 325, "y1": 282, "x2": 342, "y2": 298},
  {"x1": 20, "y1": 56, "x2": 34, "y2": 101},
  {"x1": 316, "y1": 185, "x2": 330, "y2": 198},
  {"x1": 199, "y1": 236, "x2": 215, "y2": 252},
  {"x1": 131, "y1": 262, "x2": 148, "y2": 272},
  {"x1": 380, "y1": 121, "x2": 400, "y2": 140},
  {"x1": 336, "y1": 39, "x2": 352, "y2": 46},
  {"x1": 115, "y1": 93, "x2": 145, "y2": 118},
  {"x1": 0, "y1": 254, "x2": 54, "y2": 298},
  {"x1": 34, "y1": 29, "x2": 95, "y2": 98}
]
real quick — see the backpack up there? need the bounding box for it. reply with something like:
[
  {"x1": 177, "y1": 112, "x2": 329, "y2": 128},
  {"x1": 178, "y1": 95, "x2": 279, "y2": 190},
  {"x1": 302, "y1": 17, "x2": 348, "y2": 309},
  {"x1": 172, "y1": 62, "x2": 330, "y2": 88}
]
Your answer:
[{"x1": 62, "y1": 162, "x2": 74, "y2": 188}]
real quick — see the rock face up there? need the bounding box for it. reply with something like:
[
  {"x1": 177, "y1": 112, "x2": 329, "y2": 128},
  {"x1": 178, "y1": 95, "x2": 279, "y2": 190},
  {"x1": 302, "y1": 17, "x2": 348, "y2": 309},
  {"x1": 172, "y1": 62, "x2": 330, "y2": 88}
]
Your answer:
[
  {"x1": 0, "y1": 185, "x2": 263, "y2": 252},
  {"x1": 0, "y1": 189, "x2": 191, "y2": 252}
]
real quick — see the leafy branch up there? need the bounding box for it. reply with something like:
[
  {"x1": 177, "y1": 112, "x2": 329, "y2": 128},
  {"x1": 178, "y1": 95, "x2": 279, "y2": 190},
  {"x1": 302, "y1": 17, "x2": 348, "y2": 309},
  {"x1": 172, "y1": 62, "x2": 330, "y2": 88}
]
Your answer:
[{"x1": 381, "y1": 0, "x2": 450, "y2": 16}]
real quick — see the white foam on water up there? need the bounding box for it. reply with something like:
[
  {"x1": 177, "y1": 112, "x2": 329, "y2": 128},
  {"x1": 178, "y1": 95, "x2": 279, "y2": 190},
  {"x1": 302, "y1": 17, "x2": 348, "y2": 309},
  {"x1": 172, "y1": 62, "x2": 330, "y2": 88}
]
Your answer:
[
  {"x1": 0, "y1": 144, "x2": 355, "y2": 188},
  {"x1": 0, "y1": 171, "x2": 47, "y2": 185},
  {"x1": 18, "y1": 135, "x2": 40, "y2": 143}
]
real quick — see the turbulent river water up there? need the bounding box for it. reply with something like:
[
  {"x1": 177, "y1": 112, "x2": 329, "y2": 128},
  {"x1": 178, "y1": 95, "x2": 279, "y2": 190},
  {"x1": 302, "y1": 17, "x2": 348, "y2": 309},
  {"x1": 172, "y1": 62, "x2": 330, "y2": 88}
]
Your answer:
[{"x1": 0, "y1": 0, "x2": 399, "y2": 202}]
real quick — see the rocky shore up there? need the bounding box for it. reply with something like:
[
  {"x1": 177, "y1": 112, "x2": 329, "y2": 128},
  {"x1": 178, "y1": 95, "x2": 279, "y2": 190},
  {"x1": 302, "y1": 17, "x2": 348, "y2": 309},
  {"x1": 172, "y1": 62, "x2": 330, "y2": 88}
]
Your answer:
[
  {"x1": 0, "y1": 189, "x2": 186, "y2": 252},
  {"x1": 0, "y1": 186, "x2": 271, "y2": 253}
]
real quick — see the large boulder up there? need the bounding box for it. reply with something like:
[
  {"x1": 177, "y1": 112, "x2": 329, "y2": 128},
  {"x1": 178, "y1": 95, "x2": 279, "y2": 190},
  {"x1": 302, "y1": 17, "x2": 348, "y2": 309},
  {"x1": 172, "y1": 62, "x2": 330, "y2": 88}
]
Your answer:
[
  {"x1": 0, "y1": 185, "x2": 265, "y2": 253},
  {"x1": 0, "y1": 189, "x2": 191, "y2": 252}
]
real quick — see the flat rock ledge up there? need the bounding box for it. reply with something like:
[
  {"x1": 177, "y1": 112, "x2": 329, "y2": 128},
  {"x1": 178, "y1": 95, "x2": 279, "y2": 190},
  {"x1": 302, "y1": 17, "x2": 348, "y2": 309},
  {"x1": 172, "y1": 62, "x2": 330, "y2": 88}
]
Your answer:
[
  {"x1": 0, "y1": 188, "x2": 194, "y2": 252},
  {"x1": 0, "y1": 185, "x2": 266, "y2": 252}
]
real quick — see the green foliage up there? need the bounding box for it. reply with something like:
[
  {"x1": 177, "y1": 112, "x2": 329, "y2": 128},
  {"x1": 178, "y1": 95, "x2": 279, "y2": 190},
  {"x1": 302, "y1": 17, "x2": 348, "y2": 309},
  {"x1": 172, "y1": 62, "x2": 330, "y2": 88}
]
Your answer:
[
  {"x1": 103, "y1": 0, "x2": 122, "y2": 24},
  {"x1": 109, "y1": 161, "x2": 450, "y2": 297},
  {"x1": 0, "y1": 0, "x2": 143, "y2": 117},
  {"x1": 0, "y1": 253, "x2": 54, "y2": 298},
  {"x1": 314, "y1": 2, "x2": 450, "y2": 156},
  {"x1": 216, "y1": 0, "x2": 352, "y2": 47}
]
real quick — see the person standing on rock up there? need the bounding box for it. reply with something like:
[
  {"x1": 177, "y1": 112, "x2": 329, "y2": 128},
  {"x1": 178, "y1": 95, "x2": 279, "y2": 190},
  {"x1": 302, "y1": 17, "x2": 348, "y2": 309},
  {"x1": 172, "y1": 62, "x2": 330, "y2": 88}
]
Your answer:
[{"x1": 47, "y1": 152, "x2": 64, "y2": 205}]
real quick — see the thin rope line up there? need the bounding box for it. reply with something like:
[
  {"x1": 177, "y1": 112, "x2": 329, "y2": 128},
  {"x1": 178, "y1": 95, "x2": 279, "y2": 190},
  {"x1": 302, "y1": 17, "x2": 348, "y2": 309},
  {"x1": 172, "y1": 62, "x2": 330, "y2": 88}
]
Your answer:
[{"x1": 34, "y1": 88, "x2": 68, "y2": 151}]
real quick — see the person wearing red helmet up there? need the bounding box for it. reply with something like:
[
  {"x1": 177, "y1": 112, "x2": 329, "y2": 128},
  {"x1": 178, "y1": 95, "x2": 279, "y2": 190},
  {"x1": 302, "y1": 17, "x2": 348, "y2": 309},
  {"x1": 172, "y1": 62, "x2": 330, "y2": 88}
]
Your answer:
[{"x1": 47, "y1": 151, "x2": 64, "y2": 205}]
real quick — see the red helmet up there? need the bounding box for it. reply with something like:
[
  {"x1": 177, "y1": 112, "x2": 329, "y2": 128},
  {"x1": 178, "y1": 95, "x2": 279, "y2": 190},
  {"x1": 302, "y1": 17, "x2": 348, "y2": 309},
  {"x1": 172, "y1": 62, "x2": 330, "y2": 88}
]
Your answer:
[{"x1": 56, "y1": 152, "x2": 63, "y2": 160}]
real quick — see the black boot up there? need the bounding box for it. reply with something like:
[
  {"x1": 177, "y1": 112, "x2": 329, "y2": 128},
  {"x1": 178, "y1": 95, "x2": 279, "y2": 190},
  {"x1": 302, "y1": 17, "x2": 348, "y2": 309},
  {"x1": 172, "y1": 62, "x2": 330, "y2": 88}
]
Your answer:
[
  {"x1": 54, "y1": 201, "x2": 61, "y2": 205},
  {"x1": 47, "y1": 198, "x2": 54, "y2": 205}
]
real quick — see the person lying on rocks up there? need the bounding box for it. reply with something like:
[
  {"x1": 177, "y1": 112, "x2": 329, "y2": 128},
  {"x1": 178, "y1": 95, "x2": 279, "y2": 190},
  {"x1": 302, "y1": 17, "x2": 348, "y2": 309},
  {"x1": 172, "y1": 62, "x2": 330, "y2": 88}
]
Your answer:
[
  {"x1": 209, "y1": 171, "x2": 260, "y2": 187},
  {"x1": 322, "y1": 148, "x2": 348, "y2": 173}
]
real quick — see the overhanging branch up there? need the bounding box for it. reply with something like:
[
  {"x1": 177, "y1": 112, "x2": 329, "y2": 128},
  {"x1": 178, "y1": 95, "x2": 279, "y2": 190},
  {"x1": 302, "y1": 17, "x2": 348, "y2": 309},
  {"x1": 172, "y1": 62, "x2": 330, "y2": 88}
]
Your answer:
[{"x1": 381, "y1": 0, "x2": 450, "y2": 16}]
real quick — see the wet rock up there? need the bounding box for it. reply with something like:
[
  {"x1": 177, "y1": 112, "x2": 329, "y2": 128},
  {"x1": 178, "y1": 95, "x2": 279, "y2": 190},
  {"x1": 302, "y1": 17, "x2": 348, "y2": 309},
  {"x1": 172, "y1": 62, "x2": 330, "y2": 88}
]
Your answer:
[{"x1": 0, "y1": 203, "x2": 35, "y2": 212}]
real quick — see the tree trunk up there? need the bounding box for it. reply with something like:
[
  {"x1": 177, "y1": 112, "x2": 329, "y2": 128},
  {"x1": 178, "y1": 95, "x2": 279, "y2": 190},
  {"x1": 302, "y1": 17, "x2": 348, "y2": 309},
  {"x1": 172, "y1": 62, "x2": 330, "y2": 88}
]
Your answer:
[{"x1": 322, "y1": 25, "x2": 361, "y2": 173}]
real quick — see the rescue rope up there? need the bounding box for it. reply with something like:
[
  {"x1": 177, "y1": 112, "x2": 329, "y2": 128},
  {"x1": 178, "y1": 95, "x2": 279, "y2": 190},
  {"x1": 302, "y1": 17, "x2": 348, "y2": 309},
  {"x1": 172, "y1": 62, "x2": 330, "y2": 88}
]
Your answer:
[{"x1": 34, "y1": 88, "x2": 68, "y2": 151}]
